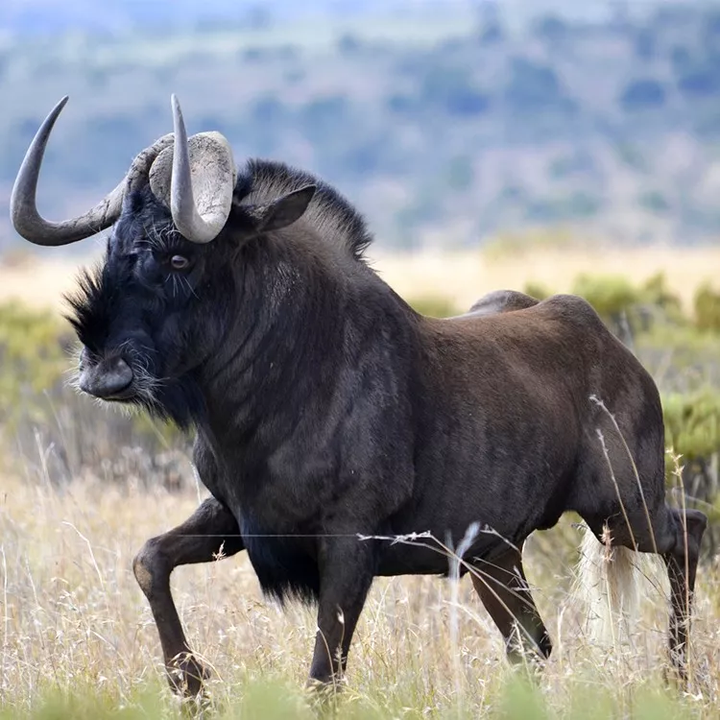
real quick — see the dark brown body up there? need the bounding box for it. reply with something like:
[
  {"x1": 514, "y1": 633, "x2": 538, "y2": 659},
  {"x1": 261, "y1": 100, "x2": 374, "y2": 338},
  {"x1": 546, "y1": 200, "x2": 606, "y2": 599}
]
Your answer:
[
  {"x1": 378, "y1": 293, "x2": 669, "y2": 576},
  {"x1": 132, "y1": 284, "x2": 705, "y2": 696}
]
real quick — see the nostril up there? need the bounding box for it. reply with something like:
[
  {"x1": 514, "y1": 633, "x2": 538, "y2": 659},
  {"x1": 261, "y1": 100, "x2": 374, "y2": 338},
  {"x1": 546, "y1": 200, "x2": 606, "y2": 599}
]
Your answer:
[
  {"x1": 79, "y1": 356, "x2": 134, "y2": 399},
  {"x1": 110, "y1": 356, "x2": 131, "y2": 374}
]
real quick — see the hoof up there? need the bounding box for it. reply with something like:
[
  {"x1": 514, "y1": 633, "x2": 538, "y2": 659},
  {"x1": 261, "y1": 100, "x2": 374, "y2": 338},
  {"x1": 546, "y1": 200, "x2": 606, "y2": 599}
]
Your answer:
[
  {"x1": 167, "y1": 652, "x2": 211, "y2": 698},
  {"x1": 664, "y1": 655, "x2": 689, "y2": 688},
  {"x1": 305, "y1": 674, "x2": 346, "y2": 700}
]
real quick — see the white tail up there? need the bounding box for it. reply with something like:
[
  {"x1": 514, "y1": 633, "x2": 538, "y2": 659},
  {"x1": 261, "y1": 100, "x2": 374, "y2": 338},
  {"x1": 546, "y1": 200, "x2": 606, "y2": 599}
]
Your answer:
[{"x1": 574, "y1": 523, "x2": 640, "y2": 647}]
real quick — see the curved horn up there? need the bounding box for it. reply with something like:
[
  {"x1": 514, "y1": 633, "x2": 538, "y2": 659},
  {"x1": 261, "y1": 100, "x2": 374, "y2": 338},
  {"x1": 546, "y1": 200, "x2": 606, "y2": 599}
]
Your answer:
[
  {"x1": 125, "y1": 133, "x2": 175, "y2": 195},
  {"x1": 170, "y1": 94, "x2": 235, "y2": 244},
  {"x1": 10, "y1": 96, "x2": 129, "y2": 246}
]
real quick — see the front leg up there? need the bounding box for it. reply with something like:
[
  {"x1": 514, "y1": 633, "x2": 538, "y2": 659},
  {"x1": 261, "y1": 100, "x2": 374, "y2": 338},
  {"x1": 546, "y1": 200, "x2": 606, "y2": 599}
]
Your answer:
[
  {"x1": 133, "y1": 497, "x2": 244, "y2": 697},
  {"x1": 308, "y1": 537, "x2": 376, "y2": 687}
]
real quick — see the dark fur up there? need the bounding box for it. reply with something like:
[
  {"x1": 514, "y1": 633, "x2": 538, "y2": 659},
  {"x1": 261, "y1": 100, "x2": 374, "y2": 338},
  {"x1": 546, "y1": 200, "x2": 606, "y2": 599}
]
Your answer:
[{"x1": 67, "y1": 158, "x2": 706, "y2": 689}]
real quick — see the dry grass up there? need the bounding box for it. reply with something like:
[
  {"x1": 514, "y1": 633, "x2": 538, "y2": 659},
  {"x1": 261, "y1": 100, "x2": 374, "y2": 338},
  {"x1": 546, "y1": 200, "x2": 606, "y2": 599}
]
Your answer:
[{"x1": 1, "y1": 459, "x2": 720, "y2": 718}]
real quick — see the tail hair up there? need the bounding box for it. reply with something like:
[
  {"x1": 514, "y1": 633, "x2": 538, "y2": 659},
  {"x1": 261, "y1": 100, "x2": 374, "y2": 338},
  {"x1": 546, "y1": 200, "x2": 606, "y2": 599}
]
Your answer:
[{"x1": 574, "y1": 523, "x2": 640, "y2": 647}]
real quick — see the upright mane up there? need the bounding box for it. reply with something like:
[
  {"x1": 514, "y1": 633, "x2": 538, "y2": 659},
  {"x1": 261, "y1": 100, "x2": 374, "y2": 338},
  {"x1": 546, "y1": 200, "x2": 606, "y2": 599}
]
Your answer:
[{"x1": 235, "y1": 159, "x2": 374, "y2": 263}]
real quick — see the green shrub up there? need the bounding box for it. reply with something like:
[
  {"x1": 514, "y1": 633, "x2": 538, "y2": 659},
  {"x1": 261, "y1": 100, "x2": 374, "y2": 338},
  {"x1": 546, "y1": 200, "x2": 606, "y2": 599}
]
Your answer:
[
  {"x1": 662, "y1": 388, "x2": 720, "y2": 549},
  {"x1": 407, "y1": 294, "x2": 460, "y2": 318},
  {"x1": 695, "y1": 282, "x2": 720, "y2": 332},
  {"x1": 561, "y1": 271, "x2": 690, "y2": 340},
  {"x1": 663, "y1": 389, "x2": 720, "y2": 461},
  {"x1": 535, "y1": 271, "x2": 686, "y2": 333},
  {"x1": 635, "y1": 323, "x2": 720, "y2": 390},
  {"x1": 522, "y1": 281, "x2": 552, "y2": 301},
  {"x1": 571, "y1": 273, "x2": 640, "y2": 320},
  {"x1": 0, "y1": 301, "x2": 71, "y2": 426},
  {"x1": 640, "y1": 272, "x2": 684, "y2": 322}
]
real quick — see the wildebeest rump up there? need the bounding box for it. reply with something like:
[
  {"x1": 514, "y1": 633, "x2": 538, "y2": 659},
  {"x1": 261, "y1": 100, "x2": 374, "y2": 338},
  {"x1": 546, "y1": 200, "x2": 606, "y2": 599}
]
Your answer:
[{"x1": 11, "y1": 96, "x2": 707, "y2": 696}]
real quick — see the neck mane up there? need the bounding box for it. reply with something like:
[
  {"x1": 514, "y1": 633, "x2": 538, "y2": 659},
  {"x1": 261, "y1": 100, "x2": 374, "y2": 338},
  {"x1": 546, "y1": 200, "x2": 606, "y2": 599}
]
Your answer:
[
  {"x1": 235, "y1": 159, "x2": 374, "y2": 265},
  {"x1": 193, "y1": 162, "x2": 420, "y2": 448}
]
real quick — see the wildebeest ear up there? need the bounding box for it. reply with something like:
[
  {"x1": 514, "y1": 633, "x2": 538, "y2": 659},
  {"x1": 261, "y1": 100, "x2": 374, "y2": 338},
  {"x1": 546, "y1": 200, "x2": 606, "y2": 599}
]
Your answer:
[{"x1": 258, "y1": 184, "x2": 316, "y2": 232}]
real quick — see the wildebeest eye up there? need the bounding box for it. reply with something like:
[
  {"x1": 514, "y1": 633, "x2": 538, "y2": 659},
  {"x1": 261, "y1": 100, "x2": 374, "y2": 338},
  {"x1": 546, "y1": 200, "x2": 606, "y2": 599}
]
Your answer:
[{"x1": 170, "y1": 255, "x2": 190, "y2": 271}]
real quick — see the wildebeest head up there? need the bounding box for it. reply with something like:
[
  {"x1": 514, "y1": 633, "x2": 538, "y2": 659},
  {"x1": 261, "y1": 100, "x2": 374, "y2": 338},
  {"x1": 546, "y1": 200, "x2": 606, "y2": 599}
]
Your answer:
[{"x1": 10, "y1": 96, "x2": 317, "y2": 427}]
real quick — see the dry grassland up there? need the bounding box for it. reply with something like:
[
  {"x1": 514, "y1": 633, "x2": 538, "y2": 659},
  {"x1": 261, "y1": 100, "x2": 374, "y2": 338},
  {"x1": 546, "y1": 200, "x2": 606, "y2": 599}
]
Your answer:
[{"x1": 2, "y1": 468, "x2": 720, "y2": 719}]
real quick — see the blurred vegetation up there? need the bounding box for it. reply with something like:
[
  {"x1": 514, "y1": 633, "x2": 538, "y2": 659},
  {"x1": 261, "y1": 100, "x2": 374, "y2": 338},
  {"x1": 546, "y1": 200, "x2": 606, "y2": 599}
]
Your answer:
[
  {"x1": 482, "y1": 228, "x2": 583, "y2": 261},
  {"x1": 0, "y1": 671, "x2": 700, "y2": 720},
  {"x1": 406, "y1": 294, "x2": 460, "y2": 319},
  {"x1": 663, "y1": 388, "x2": 720, "y2": 539},
  {"x1": 0, "y1": 301, "x2": 70, "y2": 425},
  {"x1": 695, "y1": 283, "x2": 720, "y2": 332},
  {"x1": 3, "y1": 2, "x2": 720, "y2": 250}
]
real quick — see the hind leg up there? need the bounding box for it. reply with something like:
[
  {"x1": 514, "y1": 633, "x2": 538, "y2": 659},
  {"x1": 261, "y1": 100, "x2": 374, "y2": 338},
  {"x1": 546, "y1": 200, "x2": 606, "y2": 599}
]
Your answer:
[
  {"x1": 660, "y1": 508, "x2": 706, "y2": 679},
  {"x1": 470, "y1": 545, "x2": 552, "y2": 664},
  {"x1": 589, "y1": 504, "x2": 706, "y2": 679}
]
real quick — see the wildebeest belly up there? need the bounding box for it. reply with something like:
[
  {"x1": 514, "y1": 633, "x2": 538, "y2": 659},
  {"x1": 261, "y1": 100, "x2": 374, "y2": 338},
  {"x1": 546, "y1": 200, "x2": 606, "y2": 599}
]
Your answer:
[
  {"x1": 238, "y1": 511, "x2": 321, "y2": 605},
  {"x1": 373, "y1": 394, "x2": 579, "y2": 579},
  {"x1": 375, "y1": 533, "x2": 510, "y2": 577}
]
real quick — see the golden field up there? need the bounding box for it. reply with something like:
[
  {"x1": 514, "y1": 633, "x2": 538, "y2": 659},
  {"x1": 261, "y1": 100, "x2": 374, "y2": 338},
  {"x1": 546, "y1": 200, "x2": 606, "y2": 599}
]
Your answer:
[{"x1": 3, "y1": 467, "x2": 720, "y2": 720}]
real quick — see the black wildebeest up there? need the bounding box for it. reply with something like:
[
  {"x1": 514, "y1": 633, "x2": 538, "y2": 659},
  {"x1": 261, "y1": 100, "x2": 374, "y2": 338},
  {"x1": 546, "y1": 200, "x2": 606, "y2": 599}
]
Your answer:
[{"x1": 11, "y1": 95, "x2": 707, "y2": 696}]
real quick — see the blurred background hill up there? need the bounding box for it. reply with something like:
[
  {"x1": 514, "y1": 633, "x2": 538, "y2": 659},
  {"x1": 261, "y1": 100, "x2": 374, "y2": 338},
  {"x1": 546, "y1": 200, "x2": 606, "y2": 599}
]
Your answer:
[{"x1": 2, "y1": 0, "x2": 720, "y2": 253}]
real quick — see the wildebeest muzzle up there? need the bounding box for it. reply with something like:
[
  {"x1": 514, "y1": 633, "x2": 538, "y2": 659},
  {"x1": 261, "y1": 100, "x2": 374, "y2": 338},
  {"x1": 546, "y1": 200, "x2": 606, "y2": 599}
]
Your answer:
[{"x1": 78, "y1": 349, "x2": 135, "y2": 401}]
